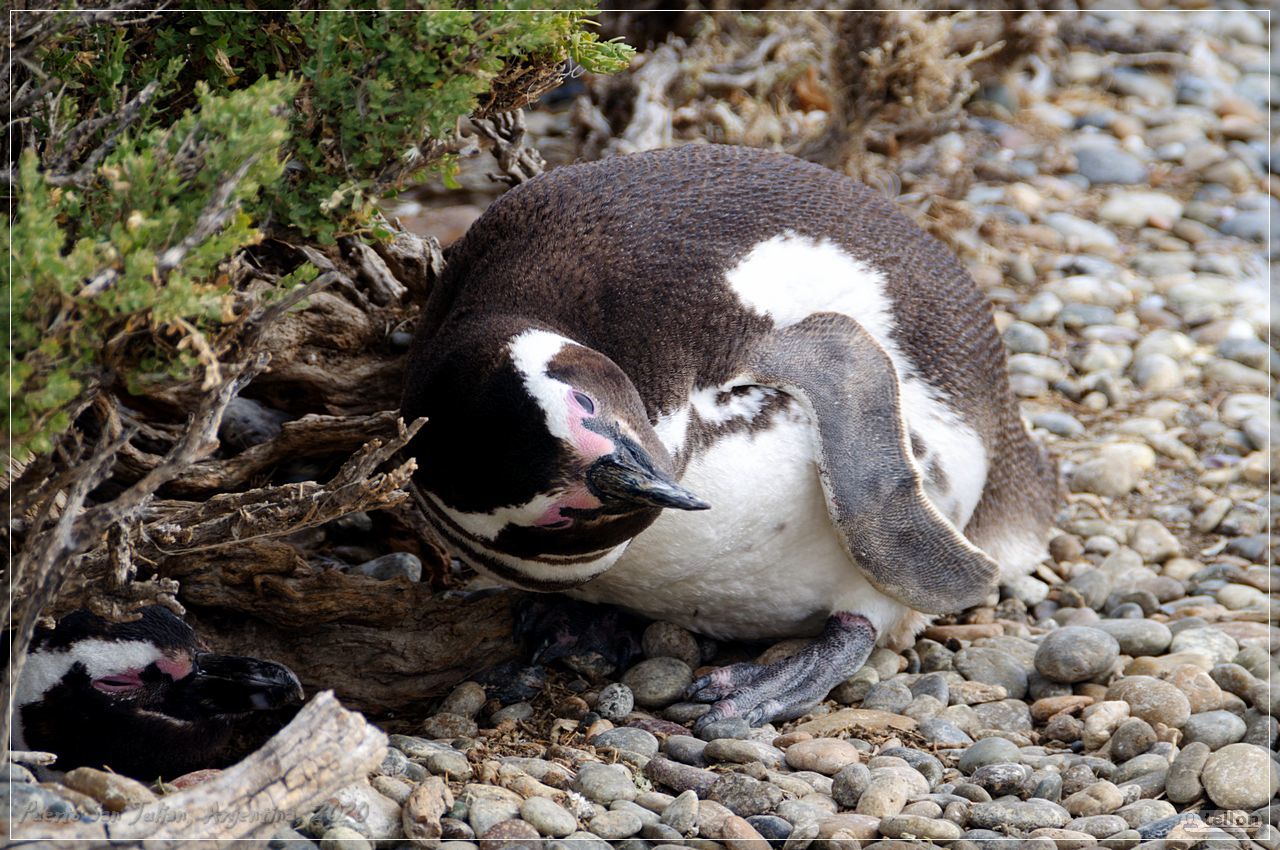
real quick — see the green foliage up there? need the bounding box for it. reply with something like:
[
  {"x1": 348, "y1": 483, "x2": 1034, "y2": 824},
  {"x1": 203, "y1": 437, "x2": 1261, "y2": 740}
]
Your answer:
[
  {"x1": 38, "y1": 6, "x2": 633, "y2": 239},
  {"x1": 8, "y1": 5, "x2": 631, "y2": 461},
  {"x1": 7, "y1": 78, "x2": 296, "y2": 456}
]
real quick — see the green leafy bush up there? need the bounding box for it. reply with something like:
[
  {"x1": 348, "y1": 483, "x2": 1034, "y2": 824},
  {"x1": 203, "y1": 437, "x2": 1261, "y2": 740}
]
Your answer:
[
  {"x1": 8, "y1": 78, "x2": 297, "y2": 455},
  {"x1": 6, "y1": 6, "x2": 632, "y2": 460}
]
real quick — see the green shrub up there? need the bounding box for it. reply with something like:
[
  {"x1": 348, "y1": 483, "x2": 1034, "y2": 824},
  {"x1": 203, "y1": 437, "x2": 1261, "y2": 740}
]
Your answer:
[{"x1": 5, "y1": 6, "x2": 632, "y2": 460}]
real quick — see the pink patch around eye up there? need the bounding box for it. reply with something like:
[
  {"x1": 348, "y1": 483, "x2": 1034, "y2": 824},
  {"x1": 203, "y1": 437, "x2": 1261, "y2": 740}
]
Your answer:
[
  {"x1": 156, "y1": 655, "x2": 193, "y2": 680},
  {"x1": 93, "y1": 669, "x2": 144, "y2": 693}
]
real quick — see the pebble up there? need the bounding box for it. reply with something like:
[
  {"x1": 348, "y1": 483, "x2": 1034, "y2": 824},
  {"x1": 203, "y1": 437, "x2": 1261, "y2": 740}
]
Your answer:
[
  {"x1": 574, "y1": 762, "x2": 637, "y2": 804},
  {"x1": 704, "y1": 738, "x2": 783, "y2": 767},
  {"x1": 589, "y1": 809, "x2": 643, "y2": 839},
  {"x1": 1064, "y1": 780, "x2": 1125, "y2": 817},
  {"x1": 854, "y1": 773, "x2": 911, "y2": 818},
  {"x1": 709, "y1": 772, "x2": 783, "y2": 818},
  {"x1": 784, "y1": 738, "x2": 861, "y2": 775},
  {"x1": 746, "y1": 813, "x2": 791, "y2": 844},
  {"x1": 1067, "y1": 444, "x2": 1154, "y2": 497},
  {"x1": 595, "y1": 683, "x2": 635, "y2": 722},
  {"x1": 1105, "y1": 677, "x2": 1191, "y2": 729},
  {"x1": 719, "y1": 814, "x2": 770, "y2": 849},
  {"x1": 1075, "y1": 144, "x2": 1147, "y2": 184},
  {"x1": 1093, "y1": 619, "x2": 1171, "y2": 656},
  {"x1": 319, "y1": 827, "x2": 371, "y2": 850},
  {"x1": 62, "y1": 767, "x2": 157, "y2": 813},
  {"x1": 954, "y1": 646, "x2": 1029, "y2": 700},
  {"x1": 1200, "y1": 743, "x2": 1279, "y2": 810},
  {"x1": 355, "y1": 552, "x2": 422, "y2": 582},
  {"x1": 420, "y1": 712, "x2": 478, "y2": 739},
  {"x1": 664, "y1": 734, "x2": 708, "y2": 766},
  {"x1": 591, "y1": 727, "x2": 659, "y2": 759},
  {"x1": 1099, "y1": 191, "x2": 1183, "y2": 227},
  {"x1": 1126, "y1": 520, "x2": 1181, "y2": 563},
  {"x1": 642, "y1": 622, "x2": 703, "y2": 669},
  {"x1": 1114, "y1": 799, "x2": 1175, "y2": 830},
  {"x1": 697, "y1": 717, "x2": 752, "y2": 741},
  {"x1": 645, "y1": 757, "x2": 718, "y2": 797},
  {"x1": 660, "y1": 790, "x2": 699, "y2": 836},
  {"x1": 1035, "y1": 626, "x2": 1120, "y2": 683},
  {"x1": 1168, "y1": 627, "x2": 1238, "y2": 664},
  {"x1": 622, "y1": 658, "x2": 693, "y2": 709},
  {"x1": 831, "y1": 762, "x2": 871, "y2": 808},
  {"x1": 958, "y1": 736, "x2": 1020, "y2": 773},
  {"x1": 1181, "y1": 710, "x2": 1246, "y2": 750},
  {"x1": 1164, "y1": 741, "x2": 1210, "y2": 804},
  {"x1": 880, "y1": 813, "x2": 964, "y2": 840},
  {"x1": 968, "y1": 799, "x2": 1072, "y2": 831}
]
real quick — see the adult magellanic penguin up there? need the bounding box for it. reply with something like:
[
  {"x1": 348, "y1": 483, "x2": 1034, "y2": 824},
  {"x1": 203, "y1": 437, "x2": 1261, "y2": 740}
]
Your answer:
[
  {"x1": 15, "y1": 606, "x2": 304, "y2": 780},
  {"x1": 402, "y1": 144, "x2": 1058, "y2": 730}
]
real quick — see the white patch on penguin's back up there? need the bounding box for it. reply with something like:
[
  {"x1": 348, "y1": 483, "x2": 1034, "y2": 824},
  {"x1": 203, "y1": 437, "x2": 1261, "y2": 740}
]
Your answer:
[
  {"x1": 689, "y1": 381, "x2": 774, "y2": 426},
  {"x1": 653, "y1": 404, "x2": 691, "y2": 456},
  {"x1": 725, "y1": 232, "x2": 989, "y2": 529}
]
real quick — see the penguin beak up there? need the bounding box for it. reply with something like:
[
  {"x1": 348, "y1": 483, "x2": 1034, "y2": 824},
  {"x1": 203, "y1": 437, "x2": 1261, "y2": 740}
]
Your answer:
[
  {"x1": 182, "y1": 653, "x2": 305, "y2": 715},
  {"x1": 586, "y1": 437, "x2": 710, "y2": 512}
]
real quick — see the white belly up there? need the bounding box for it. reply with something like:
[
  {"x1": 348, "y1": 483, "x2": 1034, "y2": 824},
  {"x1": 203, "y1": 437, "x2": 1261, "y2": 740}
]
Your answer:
[{"x1": 570, "y1": 409, "x2": 917, "y2": 642}]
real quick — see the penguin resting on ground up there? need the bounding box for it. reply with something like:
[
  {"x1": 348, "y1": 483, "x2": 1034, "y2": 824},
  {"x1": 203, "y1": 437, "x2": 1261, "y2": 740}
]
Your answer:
[
  {"x1": 402, "y1": 145, "x2": 1058, "y2": 731},
  {"x1": 14, "y1": 606, "x2": 304, "y2": 780}
]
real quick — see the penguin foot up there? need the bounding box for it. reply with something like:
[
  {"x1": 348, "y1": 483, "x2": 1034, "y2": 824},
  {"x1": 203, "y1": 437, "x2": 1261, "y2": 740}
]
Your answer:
[
  {"x1": 512, "y1": 595, "x2": 645, "y2": 680},
  {"x1": 686, "y1": 612, "x2": 877, "y2": 732}
]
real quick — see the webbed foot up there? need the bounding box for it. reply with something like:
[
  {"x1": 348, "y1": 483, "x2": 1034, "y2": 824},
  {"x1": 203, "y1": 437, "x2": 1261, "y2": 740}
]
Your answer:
[{"x1": 686, "y1": 612, "x2": 877, "y2": 734}]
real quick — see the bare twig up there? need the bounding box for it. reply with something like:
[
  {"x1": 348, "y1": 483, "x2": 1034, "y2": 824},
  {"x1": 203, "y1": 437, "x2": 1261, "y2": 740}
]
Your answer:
[
  {"x1": 46, "y1": 80, "x2": 161, "y2": 188},
  {"x1": 154, "y1": 155, "x2": 259, "y2": 277},
  {"x1": 472, "y1": 110, "x2": 545, "y2": 186}
]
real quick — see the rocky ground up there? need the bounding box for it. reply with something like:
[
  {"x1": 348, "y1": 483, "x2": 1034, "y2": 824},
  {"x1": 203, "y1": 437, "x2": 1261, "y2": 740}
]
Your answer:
[{"x1": 7, "y1": 6, "x2": 1277, "y2": 849}]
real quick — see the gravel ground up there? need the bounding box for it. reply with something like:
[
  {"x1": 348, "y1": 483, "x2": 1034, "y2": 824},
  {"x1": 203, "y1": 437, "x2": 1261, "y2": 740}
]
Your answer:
[{"x1": 8, "y1": 7, "x2": 1276, "y2": 849}]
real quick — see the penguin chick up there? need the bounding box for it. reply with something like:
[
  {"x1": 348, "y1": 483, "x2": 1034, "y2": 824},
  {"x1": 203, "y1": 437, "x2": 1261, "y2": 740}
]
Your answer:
[
  {"x1": 15, "y1": 606, "x2": 304, "y2": 781},
  {"x1": 402, "y1": 145, "x2": 1058, "y2": 731}
]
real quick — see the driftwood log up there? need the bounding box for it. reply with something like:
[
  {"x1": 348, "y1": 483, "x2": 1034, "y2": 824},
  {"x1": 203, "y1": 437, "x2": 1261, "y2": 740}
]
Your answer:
[{"x1": 7, "y1": 692, "x2": 386, "y2": 847}]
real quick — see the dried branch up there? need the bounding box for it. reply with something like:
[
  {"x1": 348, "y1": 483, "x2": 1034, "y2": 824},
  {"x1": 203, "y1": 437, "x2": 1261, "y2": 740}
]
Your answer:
[
  {"x1": 154, "y1": 156, "x2": 258, "y2": 278},
  {"x1": 46, "y1": 80, "x2": 161, "y2": 188},
  {"x1": 341, "y1": 238, "x2": 409, "y2": 306},
  {"x1": 8, "y1": 692, "x2": 386, "y2": 846},
  {"x1": 60, "y1": 418, "x2": 425, "y2": 619},
  {"x1": 371, "y1": 225, "x2": 445, "y2": 302},
  {"x1": 472, "y1": 110, "x2": 546, "y2": 186}
]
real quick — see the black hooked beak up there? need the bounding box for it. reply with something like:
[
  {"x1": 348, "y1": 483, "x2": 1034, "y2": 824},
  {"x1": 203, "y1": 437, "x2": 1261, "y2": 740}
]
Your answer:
[
  {"x1": 182, "y1": 653, "x2": 305, "y2": 716},
  {"x1": 586, "y1": 436, "x2": 711, "y2": 512}
]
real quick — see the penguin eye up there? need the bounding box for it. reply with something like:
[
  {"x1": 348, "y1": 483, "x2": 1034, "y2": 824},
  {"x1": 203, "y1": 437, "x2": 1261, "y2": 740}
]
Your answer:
[{"x1": 572, "y1": 391, "x2": 596, "y2": 414}]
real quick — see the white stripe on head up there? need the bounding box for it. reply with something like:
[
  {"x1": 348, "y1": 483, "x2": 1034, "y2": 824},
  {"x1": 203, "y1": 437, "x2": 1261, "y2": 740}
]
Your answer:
[
  {"x1": 509, "y1": 329, "x2": 578, "y2": 442},
  {"x1": 16, "y1": 639, "x2": 166, "y2": 708}
]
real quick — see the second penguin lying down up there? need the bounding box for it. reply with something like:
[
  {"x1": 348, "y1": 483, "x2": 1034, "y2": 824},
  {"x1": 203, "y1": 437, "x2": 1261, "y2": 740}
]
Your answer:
[
  {"x1": 402, "y1": 145, "x2": 1059, "y2": 730},
  {"x1": 15, "y1": 605, "x2": 304, "y2": 781}
]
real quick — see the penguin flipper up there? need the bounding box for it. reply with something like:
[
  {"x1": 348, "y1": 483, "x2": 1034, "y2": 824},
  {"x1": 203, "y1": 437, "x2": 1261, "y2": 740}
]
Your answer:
[{"x1": 748, "y1": 311, "x2": 999, "y2": 614}]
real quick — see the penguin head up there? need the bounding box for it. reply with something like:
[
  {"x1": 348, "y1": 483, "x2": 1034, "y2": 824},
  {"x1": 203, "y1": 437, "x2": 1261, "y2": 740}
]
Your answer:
[
  {"x1": 16, "y1": 606, "x2": 304, "y2": 780},
  {"x1": 407, "y1": 325, "x2": 708, "y2": 571}
]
